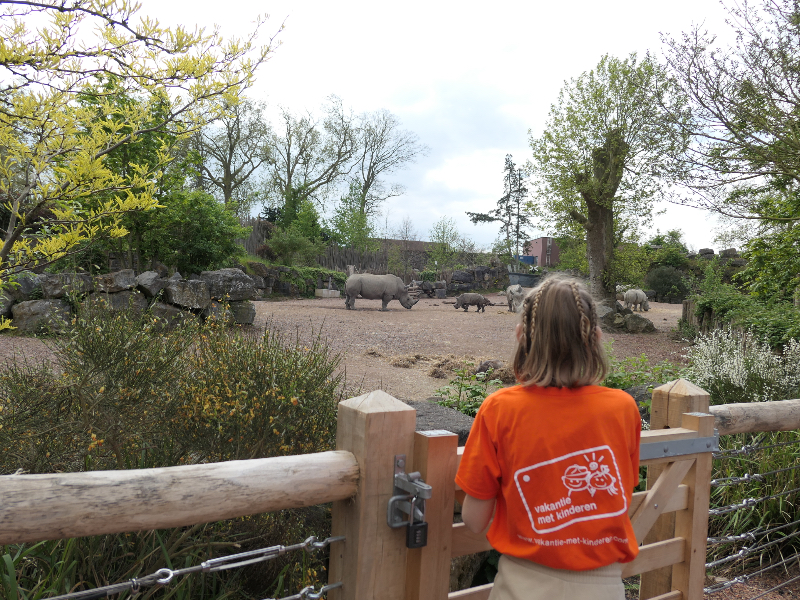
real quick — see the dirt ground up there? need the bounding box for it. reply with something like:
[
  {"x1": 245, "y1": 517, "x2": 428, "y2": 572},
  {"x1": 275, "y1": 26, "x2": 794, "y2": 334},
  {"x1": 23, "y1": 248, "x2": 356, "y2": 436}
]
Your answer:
[
  {"x1": 252, "y1": 292, "x2": 689, "y2": 401},
  {"x1": 0, "y1": 292, "x2": 689, "y2": 401}
]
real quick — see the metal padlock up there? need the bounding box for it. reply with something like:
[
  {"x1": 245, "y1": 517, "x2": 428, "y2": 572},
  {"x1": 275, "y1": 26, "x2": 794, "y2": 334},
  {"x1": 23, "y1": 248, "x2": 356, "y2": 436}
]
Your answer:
[
  {"x1": 406, "y1": 520, "x2": 428, "y2": 548},
  {"x1": 405, "y1": 496, "x2": 428, "y2": 548}
]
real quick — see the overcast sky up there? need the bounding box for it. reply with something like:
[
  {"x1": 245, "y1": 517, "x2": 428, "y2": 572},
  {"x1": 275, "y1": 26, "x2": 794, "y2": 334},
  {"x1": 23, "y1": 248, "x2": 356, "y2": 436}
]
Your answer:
[{"x1": 144, "y1": 0, "x2": 738, "y2": 252}]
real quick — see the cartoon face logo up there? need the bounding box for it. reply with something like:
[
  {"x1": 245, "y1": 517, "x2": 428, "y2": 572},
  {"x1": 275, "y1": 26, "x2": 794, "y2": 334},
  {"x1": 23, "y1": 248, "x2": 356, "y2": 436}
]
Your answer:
[
  {"x1": 514, "y1": 445, "x2": 627, "y2": 534},
  {"x1": 561, "y1": 452, "x2": 619, "y2": 498}
]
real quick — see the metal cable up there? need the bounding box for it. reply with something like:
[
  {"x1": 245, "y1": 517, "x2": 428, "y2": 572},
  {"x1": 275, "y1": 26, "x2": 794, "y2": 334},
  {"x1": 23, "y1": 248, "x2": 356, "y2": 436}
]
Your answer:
[
  {"x1": 708, "y1": 517, "x2": 800, "y2": 545},
  {"x1": 705, "y1": 551, "x2": 800, "y2": 594},
  {"x1": 260, "y1": 582, "x2": 344, "y2": 600},
  {"x1": 714, "y1": 437, "x2": 800, "y2": 459},
  {"x1": 706, "y1": 528, "x2": 800, "y2": 568},
  {"x1": 44, "y1": 536, "x2": 345, "y2": 600},
  {"x1": 709, "y1": 485, "x2": 800, "y2": 516},
  {"x1": 711, "y1": 463, "x2": 800, "y2": 487}
]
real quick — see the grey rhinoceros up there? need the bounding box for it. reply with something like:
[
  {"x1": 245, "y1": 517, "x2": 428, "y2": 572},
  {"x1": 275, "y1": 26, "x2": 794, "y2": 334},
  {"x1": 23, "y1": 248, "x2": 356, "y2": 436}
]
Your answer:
[
  {"x1": 624, "y1": 288, "x2": 650, "y2": 312},
  {"x1": 345, "y1": 274, "x2": 419, "y2": 311}
]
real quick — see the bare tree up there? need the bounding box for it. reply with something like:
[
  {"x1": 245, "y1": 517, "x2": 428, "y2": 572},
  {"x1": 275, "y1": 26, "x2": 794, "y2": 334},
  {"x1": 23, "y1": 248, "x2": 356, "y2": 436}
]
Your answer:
[
  {"x1": 193, "y1": 98, "x2": 271, "y2": 215},
  {"x1": 265, "y1": 96, "x2": 357, "y2": 211},
  {"x1": 350, "y1": 109, "x2": 428, "y2": 217}
]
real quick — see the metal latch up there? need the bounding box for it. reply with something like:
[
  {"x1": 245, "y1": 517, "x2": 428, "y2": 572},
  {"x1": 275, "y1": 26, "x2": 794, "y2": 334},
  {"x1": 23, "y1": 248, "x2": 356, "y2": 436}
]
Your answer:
[
  {"x1": 640, "y1": 431, "x2": 720, "y2": 461},
  {"x1": 386, "y1": 454, "x2": 432, "y2": 548}
]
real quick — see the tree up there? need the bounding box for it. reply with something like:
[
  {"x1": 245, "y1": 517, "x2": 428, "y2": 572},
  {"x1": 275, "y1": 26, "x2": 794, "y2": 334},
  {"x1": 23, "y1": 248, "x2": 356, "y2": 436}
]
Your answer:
[
  {"x1": 527, "y1": 53, "x2": 689, "y2": 298},
  {"x1": 350, "y1": 109, "x2": 428, "y2": 217},
  {"x1": 387, "y1": 216, "x2": 420, "y2": 278},
  {"x1": 467, "y1": 154, "x2": 533, "y2": 271},
  {"x1": 193, "y1": 97, "x2": 271, "y2": 216},
  {"x1": 427, "y1": 216, "x2": 460, "y2": 271},
  {"x1": 663, "y1": 0, "x2": 800, "y2": 220},
  {"x1": 0, "y1": 0, "x2": 273, "y2": 323},
  {"x1": 265, "y1": 96, "x2": 356, "y2": 212},
  {"x1": 329, "y1": 181, "x2": 379, "y2": 252}
]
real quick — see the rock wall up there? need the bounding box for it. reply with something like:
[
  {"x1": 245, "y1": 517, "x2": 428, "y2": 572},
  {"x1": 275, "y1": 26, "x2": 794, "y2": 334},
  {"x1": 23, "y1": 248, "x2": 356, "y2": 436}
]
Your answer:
[{"x1": 3, "y1": 268, "x2": 263, "y2": 333}]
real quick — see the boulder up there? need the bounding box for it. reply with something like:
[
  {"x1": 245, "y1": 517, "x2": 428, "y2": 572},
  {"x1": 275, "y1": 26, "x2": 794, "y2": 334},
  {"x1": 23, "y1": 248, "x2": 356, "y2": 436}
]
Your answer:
[
  {"x1": 151, "y1": 261, "x2": 169, "y2": 278},
  {"x1": 87, "y1": 290, "x2": 148, "y2": 312},
  {"x1": 202, "y1": 300, "x2": 234, "y2": 324},
  {"x1": 0, "y1": 291, "x2": 12, "y2": 317},
  {"x1": 730, "y1": 258, "x2": 747, "y2": 267},
  {"x1": 247, "y1": 261, "x2": 272, "y2": 279},
  {"x1": 596, "y1": 304, "x2": 614, "y2": 321},
  {"x1": 230, "y1": 300, "x2": 256, "y2": 324},
  {"x1": 624, "y1": 313, "x2": 656, "y2": 333},
  {"x1": 250, "y1": 275, "x2": 266, "y2": 289},
  {"x1": 136, "y1": 271, "x2": 167, "y2": 298},
  {"x1": 720, "y1": 248, "x2": 739, "y2": 258},
  {"x1": 698, "y1": 248, "x2": 715, "y2": 256},
  {"x1": 11, "y1": 299, "x2": 72, "y2": 332},
  {"x1": 451, "y1": 270, "x2": 474, "y2": 283},
  {"x1": 169, "y1": 272, "x2": 182, "y2": 281},
  {"x1": 163, "y1": 279, "x2": 210, "y2": 310},
  {"x1": 612, "y1": 313, "x2": 625, "y2": 328},
  {"x1": 407, "y1": 400, "x2": 475, "y2": 446},
  {"x1": 94, "y1": 269, "x2": 136, "y2": 293},
  {"x1": 150, "y1": 302, "x2": 190, "y2": 328},
  {"x1": 40, "y1": 273, "x2": 93, "y2": 298},
  {"x1": 7, "y1": 271, "x2": 41, "y2": 302},
  {"x1": 200, "y1": 268, "x2": 256, "y2": 301},
  {"x1": 644, "y1": 289, "x2": 656, "y2": 300}
]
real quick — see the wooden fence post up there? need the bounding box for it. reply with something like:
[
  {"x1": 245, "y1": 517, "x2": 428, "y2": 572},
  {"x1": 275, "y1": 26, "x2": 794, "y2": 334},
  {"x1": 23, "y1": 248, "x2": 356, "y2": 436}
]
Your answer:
[
  {"x1": 329, "y1": 391, "x2": 417, "y2": 600},
  {"x1": 406, "y1": 430, "x2": 459, "y2": 600},
  {"x1": 640, "y1": 379, "x2": 710, "y2": 600},
  {"x1": 672, "y1": 413, "x2": 715, "y2": 600}
]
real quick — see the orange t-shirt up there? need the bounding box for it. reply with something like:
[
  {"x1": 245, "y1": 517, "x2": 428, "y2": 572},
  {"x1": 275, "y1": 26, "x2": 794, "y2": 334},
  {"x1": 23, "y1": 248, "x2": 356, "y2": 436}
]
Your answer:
[{"x1": 455, "y1": 384, "x2": 641, "y2": 571}]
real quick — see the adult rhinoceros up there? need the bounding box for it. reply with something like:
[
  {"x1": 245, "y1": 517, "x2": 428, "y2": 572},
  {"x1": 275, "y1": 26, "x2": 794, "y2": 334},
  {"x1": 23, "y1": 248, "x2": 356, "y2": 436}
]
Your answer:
[{"x1": 345, "y1": 274, "x2": 418, "y2": 311}]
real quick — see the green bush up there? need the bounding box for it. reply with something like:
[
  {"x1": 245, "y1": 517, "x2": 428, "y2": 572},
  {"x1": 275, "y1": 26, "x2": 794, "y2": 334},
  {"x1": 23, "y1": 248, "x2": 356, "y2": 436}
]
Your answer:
[
  {"x1": 683, "y1": 328, "x2": 800, "y2": 565},
  {"x1": 0, "y1": 303, "x2": 345, "y2": 598},
  {"x1": 435, "y1": 363, "x2": 502, "y2": 417},
  {"x1": 418, "y1": 270, "x2": 437, "y2": 282},
  {"x1": 645, "y1": 265, "x2": 689, "y2": 301}
]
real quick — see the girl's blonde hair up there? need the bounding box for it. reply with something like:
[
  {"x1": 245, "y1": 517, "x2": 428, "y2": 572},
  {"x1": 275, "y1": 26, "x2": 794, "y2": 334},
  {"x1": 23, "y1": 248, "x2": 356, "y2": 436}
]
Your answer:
[{"x1": 512, "y1": 275, "x2": 608, "y2": 388}]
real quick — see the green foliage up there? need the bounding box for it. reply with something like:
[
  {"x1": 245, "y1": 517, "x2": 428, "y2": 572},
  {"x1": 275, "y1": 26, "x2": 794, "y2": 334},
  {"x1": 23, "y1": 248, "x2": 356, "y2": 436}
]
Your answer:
[
  {"x1": 646, "y1": 229, "x2": 687, "y2": 252},
  {"x1": 435, "y1": 364, "x2": 502, "y2": 417},
  {"x1": 418, "y1": 270, "x2": 437, "y2": 282},
  {"x1": 602, "y1": 347, "x2": 683, "y2": 392},
  {"x1": 142, "y1": 191, "x2": 248, "y2": 274},
  {"x1": 695, "y1": 262, "x2": 800, "y2": 348},
  {"x1": 645, "y1": 266, "x2": 689, "y2": 301},
  {"x1": 0, "y1": 303, "x2": 345, "y2": 597},
  {"x1": 737, "y1": 223, "x2": 800, "y2": 301},
  {"x1": 329, "y1": 182, "x2": 379, "y2": 252},
  {"x1": 427, "y1": 217, "x2": 460, "y2": 271},
  {"x1": 550, "y1": 236, "x2": 588, "y2": 275},
  {"x1": 609, "y1": 242, "x2": 649, "y2": 287},
  {"x1": 266, "y1": 225, "x2": 326, "y2": 267}
]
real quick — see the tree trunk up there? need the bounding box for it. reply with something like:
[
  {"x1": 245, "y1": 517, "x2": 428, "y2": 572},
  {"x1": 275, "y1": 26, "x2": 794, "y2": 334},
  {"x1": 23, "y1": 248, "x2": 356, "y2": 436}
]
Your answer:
[{"x1": 585, "y1": 197, "x2": 615, "y2": 300}]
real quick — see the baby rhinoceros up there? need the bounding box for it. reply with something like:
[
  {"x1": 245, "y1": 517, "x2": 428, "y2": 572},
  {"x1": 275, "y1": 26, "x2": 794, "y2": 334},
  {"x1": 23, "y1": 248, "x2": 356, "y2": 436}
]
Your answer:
[{"x1": 454, "y1": 293, "x2": 491, "y2": 312}]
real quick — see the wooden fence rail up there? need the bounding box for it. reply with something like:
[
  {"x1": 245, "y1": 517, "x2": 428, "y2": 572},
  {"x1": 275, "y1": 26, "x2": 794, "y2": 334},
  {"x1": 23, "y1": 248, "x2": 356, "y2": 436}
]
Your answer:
[{"x1": 3, "y1": 385, "x2": 800, "y2": 600}]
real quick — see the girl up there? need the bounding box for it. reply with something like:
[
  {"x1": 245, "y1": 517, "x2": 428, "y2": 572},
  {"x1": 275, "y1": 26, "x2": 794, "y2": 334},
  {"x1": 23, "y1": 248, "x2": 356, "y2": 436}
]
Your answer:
[{"x1": 455, "y1": 276, "x2": 641, "y2": 600}]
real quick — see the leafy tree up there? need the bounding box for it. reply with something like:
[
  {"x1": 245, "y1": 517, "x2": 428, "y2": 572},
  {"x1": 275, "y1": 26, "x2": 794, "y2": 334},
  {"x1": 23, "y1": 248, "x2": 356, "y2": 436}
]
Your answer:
[
  {"x1": 664, "y1": 0, "x2": 800, "y2": 217},
  {"x1": 646, "y1": 228, "x2": 689, "y2": 269},
  {"x1": 193, "y1": 97, "x2": 271, "y2": 216},
  {"x1": 329, "y1": 181, "x2": 379, "y2": 252},
  {"x1": 527, "y1": 53, "x2": 689, "y2": 298},
  {"x1": 387, "y1": 216, "x2": 420, "y2": 278},
  {"x1": 427, "y1": 216, "x2": 460, "y2": 270},
  {"x1": 142, "y1": 191, "x2": 248, "y2": 274},
  {"x1": 265, "y1": 97, "x2": 357, "y2": 211},
  {"x1": 0, "y1": 0, "x2": 272, "y2": 328},
  {"x1": 467, "y1": 154, "x2": 533, "y2": 271},
  {"x1": 350, "y1": 109, "x2": 428, "y2": 217},
  {"x1": 646, "y1": 229, "x2": 687, "y2": 252}
]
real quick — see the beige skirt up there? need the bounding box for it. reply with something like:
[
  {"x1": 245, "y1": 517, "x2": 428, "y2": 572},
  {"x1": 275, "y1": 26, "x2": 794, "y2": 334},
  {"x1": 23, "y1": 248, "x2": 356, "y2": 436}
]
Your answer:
[{"x1": 488, "y1": 554, "x2": 625, "y2": 600}]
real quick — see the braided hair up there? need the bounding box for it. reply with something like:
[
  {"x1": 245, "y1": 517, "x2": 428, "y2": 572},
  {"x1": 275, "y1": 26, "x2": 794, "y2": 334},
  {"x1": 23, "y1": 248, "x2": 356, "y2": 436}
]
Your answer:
[{"x1": 512, "y1": 275, "x2": 607, "y2": 388}]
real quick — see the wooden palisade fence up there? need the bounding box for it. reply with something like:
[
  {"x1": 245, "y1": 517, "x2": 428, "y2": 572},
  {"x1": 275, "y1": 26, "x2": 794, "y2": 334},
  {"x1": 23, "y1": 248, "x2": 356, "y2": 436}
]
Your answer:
[{"x1": 3, "y1": 384, "x2": 800, "y2": 600}]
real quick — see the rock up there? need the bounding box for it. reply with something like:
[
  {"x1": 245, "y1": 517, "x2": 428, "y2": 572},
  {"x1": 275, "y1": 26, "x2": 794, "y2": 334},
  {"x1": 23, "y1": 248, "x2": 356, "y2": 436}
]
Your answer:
[
  {"x1": 151, "y1": 261, "x2": 169, "y2": 278},
  {"x1": 87, "y1": 290, "x2": 148, "y2": 312},
  {"x1": 247, "y1": 261, "x2": 272, "y2": 279},
  {"x1": 435, "y1": 288, "x2": 446, "y2": 299},
  {"x1": 250, "y1": 275, "x2": 266, "y2": 289},
  {"x1": 0, "y1": 291, "x2": 12, "y2": 317},
  {"x1": 94, "y1": 269, "x2": 136, "y2": 293},
  {"x1": 619, "y1": 306, "x2": 633, "y2": 316},
  {"x1": 150, "y1": 302, "x2": 190, "y2": 328},
  {"x1": 40, "y1": 273, "x2": 93, "y2": 299},
  {"x1": 163, "y1": 279, "x2": 210, "y2": 310},
  {"x1": 202, "y1": 300, "x2": 234, "y2": 324},
  {"x1": 230, "y1": 300, "x2": 256, "y2": 324},
  {"x1": 434, "y1": 280, "x2": 446, "y2": 289},
  {"x1": 720, "y1": 248, "x2": 739, "y2": 258},
  {"x1": 450, "y1": 552, "x2": 490, "y2": 592},
  {"x1": 7, "y1": 271, "x2": 41, "y2": 302},
  {"x1": 200, "y1": 268, "x2": 256, "y2": 301},
  {"x1": 407, "y1": 400, "x2": 475, "y2": 446},
  {"x1": 136, "y1": 271, "x2": 167, "y2": 298},
  {"x1": 612, "y1": 313, "x2": 625, "y2": 327},
  {"x1": 644, "y1": 290, "x2": 656, "y2": 300},
  {"x1": 11, "y1": 299, "x2": 72, "y2": 332},
  {"x1": 596, "y1": 304, "x2": 614, "y2": 321},
  {"x1": 169, "y1": 272, "x2": 182, "y2": 281},
  {"x1": 699, "y1": 248, "x2": 715, "y2": 256},
  {"x1": 730, "y1": 258, "x2": 747, "y2": 267},
  {"x1": 623, "y1": 383, "x2": 660, "y2": 424},
  {"x1": 624, "y1": 313, "x2": 656, "y2": 333},
  {"x1": 451, "y1": 270, "x2": 474, "y2": 283}
]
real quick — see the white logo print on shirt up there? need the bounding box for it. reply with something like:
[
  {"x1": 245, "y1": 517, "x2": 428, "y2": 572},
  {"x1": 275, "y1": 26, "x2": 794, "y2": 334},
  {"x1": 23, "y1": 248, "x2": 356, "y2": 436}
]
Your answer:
[{"x1": 514, "y1": 445, "x2": 628, "y2": 534}]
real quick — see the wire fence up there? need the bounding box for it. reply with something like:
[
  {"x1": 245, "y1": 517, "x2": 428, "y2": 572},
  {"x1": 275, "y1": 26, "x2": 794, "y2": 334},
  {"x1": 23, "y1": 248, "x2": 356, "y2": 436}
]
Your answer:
[
  {"x1": 705, "y1": 433, "x2": 800, "y2": 598},
  {"x1": 44, "y1": 535, "x2": 345, "y2": 600}
]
